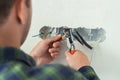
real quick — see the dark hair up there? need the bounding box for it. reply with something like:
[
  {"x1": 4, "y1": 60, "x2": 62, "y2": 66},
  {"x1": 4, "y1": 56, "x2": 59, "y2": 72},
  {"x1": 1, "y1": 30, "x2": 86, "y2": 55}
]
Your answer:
[{"x1": 0, "y1": 0, "x2": 30, "y2": 24}]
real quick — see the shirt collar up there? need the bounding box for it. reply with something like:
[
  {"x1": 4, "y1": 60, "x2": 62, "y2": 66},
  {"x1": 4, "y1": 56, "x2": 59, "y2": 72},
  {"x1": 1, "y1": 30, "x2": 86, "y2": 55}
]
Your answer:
[{"x1": 0, "y1": 47, "x2": 36, "y2": 67}]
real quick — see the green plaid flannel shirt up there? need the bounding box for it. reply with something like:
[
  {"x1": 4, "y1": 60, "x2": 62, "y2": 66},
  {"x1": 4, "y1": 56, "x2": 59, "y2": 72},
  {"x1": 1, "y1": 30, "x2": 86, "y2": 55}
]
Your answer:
[{"x1": 0, "y1": 47, "x2": 99, "y2": 80}]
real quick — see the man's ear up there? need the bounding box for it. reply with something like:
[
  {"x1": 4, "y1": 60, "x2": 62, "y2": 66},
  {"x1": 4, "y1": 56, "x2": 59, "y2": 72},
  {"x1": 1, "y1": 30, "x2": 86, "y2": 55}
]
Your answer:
[{"x1": 16, "y1": 0, "x2": 26, "y2": 24}]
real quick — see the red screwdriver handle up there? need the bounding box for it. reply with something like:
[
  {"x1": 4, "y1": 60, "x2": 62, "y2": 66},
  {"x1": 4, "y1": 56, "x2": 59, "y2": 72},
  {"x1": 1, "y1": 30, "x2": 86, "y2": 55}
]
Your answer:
[{"x1": 70, "y1": 50, "x2": 77, "y2": 55}]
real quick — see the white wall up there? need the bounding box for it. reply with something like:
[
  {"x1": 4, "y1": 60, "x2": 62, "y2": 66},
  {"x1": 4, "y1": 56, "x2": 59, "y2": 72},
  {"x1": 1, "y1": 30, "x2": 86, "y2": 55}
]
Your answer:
[{"x1": 21, "y1": 0, "x2": 120, "y2": 80}]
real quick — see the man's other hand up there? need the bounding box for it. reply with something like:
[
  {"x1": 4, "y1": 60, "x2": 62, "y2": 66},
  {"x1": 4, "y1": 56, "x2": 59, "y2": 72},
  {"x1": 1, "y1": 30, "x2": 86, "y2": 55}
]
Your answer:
[
  {"x1": 65, "y1": 50, "x2": 90, "y2": 70},
  {"x1": 30, "y1": 35, "x2": 62, "y2": 66}
]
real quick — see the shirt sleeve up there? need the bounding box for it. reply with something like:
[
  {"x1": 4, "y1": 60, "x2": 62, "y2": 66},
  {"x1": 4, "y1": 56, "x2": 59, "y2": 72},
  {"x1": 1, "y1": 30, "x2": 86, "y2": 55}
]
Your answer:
[
  {"x1": 2, "y1": 63, "x2": 89, "y2": 80},
  {"x1": 78, "y1": 66, "x2": 100, "y2": 80},
  {"x1": 26, "y1": 64, "x2": 88, "y2": 80}
]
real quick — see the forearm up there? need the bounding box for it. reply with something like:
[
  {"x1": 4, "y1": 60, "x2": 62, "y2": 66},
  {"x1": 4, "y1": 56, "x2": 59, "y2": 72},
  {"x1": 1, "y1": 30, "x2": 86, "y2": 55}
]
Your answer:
[{"x1": 78, "y1": 66, "x2": 100, "y2": 80}]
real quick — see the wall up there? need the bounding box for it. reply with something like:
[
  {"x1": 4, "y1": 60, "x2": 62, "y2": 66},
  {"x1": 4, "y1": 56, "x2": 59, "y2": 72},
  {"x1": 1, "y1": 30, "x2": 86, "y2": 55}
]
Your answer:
[{"x1": 21, "y1": 0, "x2": 120, "y2": 79}]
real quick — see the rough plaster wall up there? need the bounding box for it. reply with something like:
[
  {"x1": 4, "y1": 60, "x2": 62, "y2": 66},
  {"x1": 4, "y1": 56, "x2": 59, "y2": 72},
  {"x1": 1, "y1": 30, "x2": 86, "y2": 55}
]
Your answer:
[{"x1": 21, "y1": 0, "x2": 120, "y2": 79}]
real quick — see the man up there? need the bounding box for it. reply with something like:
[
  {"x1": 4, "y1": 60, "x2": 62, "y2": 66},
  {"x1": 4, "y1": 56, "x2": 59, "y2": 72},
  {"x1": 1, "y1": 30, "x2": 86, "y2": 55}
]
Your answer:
[{"x1": 0, "y1": 0, "x2": 99, "y2": 80}]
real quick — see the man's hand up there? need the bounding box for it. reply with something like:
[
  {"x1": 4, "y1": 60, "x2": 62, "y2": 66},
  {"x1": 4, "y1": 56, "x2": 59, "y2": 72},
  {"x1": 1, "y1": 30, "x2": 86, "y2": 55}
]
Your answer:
[
  {"x1": 29, "y1": 35, "x2": 62, "y2": 66},
  {"x1": 65, "y1": 50, "x2": 90, "y2": 70}
]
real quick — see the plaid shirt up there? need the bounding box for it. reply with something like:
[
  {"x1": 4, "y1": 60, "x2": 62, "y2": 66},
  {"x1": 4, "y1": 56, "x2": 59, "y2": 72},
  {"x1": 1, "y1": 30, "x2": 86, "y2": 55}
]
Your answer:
[{"x1": 0, "y1": 47, "x2": 99, "y2": 80}]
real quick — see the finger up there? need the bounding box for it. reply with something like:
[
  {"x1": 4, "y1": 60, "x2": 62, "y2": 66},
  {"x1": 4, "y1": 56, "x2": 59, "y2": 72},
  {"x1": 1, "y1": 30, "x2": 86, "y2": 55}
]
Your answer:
[
  {"x1": 65, "y1": 50, "x2": 72, "y2": 57},
  {"x1": 47, "y1": 35, "x2": 62, "y2": 44},
  {"x1": 51, "y1": 52, "x2": 59, "y2": 58},
  {"x1": 53, "y1": 41, "x2": 62, "y2": 48},
  {"x1": 75, "y1": 50, "x2": 83, "y2": 55},
  {"x1": 49, "y1": 48, "x2": 60, "y2": 53}
]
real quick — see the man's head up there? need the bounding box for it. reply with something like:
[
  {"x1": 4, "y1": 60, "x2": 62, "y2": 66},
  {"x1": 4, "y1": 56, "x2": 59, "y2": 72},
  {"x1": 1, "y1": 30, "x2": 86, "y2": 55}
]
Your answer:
[{"x1": 0, "y1": 0, "x2": 32, "y2": 47}]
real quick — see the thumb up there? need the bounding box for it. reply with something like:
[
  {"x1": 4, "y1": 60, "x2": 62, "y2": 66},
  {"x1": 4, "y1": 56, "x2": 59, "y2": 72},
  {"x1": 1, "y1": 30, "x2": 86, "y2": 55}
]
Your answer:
[
  {"x1": 65, "y1": 50, "x2": 72, "y2": 57},
  {"x1": 46, "y1": 35, "x2": 62, "y2": 44}
]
